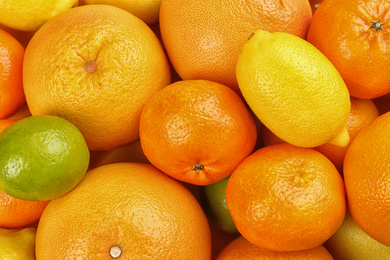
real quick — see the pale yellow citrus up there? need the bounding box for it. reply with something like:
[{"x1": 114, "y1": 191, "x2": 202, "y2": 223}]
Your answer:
[
  {"x1": 0, "y1": 227, "x2": 36, "y2": 260},
  {"x1": 237, "y1": 30, "x2": 351, "y2": 148},
  {"x1": 83, "y1": 0, "x2": 162, "y2": 25},
  {"x1": 0, "y1": 0, "x2": 78, "y2": 31}
]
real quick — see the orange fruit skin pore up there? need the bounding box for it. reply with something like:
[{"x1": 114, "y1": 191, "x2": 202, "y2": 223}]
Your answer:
[
  {"x1": 216, "y1": 236, "x2": 333, "y2": 260},
  {"x1": 35, "y1": 162, "x2": 211, "y2": 259},
  {"x1": 0, "y1": 28, "x2": 25, "y2": 119},
  {"x1": 226, "y1": 143, "x2": 346, "y2": 251},
  {"x1": 139, "y1": 79, "x2": 258, "y2": 186},
  {"x1": 23, "y1": 5, "x2": 171, "y2": 151},
  {"x1": 344, "y1": 112, "x2": 390, "y2": 247},
  {"x1": 159, "y1": 0, "x2": 312, "y2": 94},
  {"x1": 307, "y1": 0, "x2": 390, "y2": 99}
]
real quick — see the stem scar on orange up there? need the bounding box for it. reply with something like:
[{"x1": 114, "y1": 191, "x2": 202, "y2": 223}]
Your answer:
[
  {"x1": 307, "y1": 0, "x2": 390, "y2": 99},
  {"x1": 139, "y1": 79, "x2": 257, "y2": 186}
]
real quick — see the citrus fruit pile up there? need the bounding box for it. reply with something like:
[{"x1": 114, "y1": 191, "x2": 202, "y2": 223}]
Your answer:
[{"x1": 0, "y1": 0, "x2": 389, "y2": 259}]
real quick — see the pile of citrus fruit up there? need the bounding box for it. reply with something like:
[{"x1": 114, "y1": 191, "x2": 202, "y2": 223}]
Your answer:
[{"x1": 0, "y1": 0, "x2": 389, "y2": 259}]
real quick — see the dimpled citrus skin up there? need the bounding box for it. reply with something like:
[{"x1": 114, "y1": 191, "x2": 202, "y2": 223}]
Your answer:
[
  {"x1": 226, "y1": 143, "x2": 346, "y2": 251},
  {"x1": 237, "y1": 30, "x2": 351, "y2": 148},
  {"x1": 139, "y1": 80, "x2": 257, "y2": 185},
  {"x1": 35, "y1": 163, "x2": 211, "y2": 259},
  {"x1": 306, "y1": 0, "x2": 390, "y2": 99},
  {"x1": 344, "y1": 112, "x2": 390, "y2": 247},
  {"x1": 159, "y1": 0, "x2": 312, "y2": 94},
  {"x1": 23, "y1": 5, "x2": 171, "y2": 151},
  {"x1": 83, "y1": 0, "x2": 162, "y2": 25},
  {"x1": 0, "y1": 0, "x2": 77, "y2": 31}
]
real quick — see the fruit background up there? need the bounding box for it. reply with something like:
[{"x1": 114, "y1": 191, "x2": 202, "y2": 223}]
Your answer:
[{"x1": 0, "y1": 0, "x2": 390, "y2": 259}]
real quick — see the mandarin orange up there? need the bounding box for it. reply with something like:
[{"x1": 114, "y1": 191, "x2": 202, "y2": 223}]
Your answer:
[
  {"x1": 226, "y1": 143, "x2": 346, "y2": 251},
  {"x1": 307, "y1": 0, "x2": 390, "y2": 99},
  {"x1": 0, "y1": 189, "x2": 49, "y2": 229},
  {"x1": 159, "y1": 0, "x2": 312, "y2": 94},
  {"x1": 344, "y1": 112, "x2": 390, "y2": 246},
  {"x1": 0, "y1": 28, "x2": 25, "y2": 119},
  {"x1": 139, "y1": 80, "x2": 257, "y2": 186}
]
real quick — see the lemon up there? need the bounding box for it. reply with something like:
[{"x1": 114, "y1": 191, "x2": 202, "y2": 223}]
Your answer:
[
  {"x1": 83, "y1": 0, "x2": 162, "y2": 25},
  {"x1": 237, "y1": 30, "x2": 351, "y2": 148},
  {"x1": 0, "y1": 227, "x2": 36, "y2": 260},
  {"x1": 0, "y1": 0, "x2": 78, "y2": 31},
  {"x1": 0, "y1": 115, "x2": 90, "y2": 201}
]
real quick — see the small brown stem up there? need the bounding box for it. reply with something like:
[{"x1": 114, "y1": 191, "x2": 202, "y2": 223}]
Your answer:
[{"x1": 193, "y1": 163, "x2": 204, "y2": 172}]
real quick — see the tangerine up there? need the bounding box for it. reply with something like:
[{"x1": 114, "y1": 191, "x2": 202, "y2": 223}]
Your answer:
[
  {"x1": 139, "y1": 80, "x2": 257, "y2": 185},
  {"x1": 307, "y1": 0, "x2": 390, "y2": 99},
  {"x1": 344, "y1": 112, "x2": 390, "y2": 246},
  {"x1": 226, "y1": 143, "x2": 346, "y2": 251},
  {"x1": 0, "y1": 28, "x2": 25, "y2": 119}
]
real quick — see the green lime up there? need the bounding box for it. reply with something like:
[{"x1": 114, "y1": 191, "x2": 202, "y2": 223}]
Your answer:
[
  {"x1": 0, "y1": 115, "x2": 90, "y2": 201},
  {"x1": 200, "y1": 177, "x2": 239, "y2": 234}
]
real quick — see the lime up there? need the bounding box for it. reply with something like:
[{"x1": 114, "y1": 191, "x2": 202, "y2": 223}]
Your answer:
[
  {"x1": 0, "y1": 227, "x2": 36, "y2": 260},
  {"x1": 0, "y1": 115, "x2": 90, "y2": 201},
  {"x1": 200, "y1": 177, "x2": 239, "y2": 234}
]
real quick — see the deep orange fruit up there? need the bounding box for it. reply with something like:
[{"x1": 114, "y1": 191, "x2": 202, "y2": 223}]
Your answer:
[
  {"x1": 307, "y1": 0, "x2": 390, "y2": 99},
  {"x1": 226, "y1": 143, "x2": 346, "y2": 251},
  {"x1": 139, "y1": 80, "x2": 257, "y2": 185},
  {"x1": 344, "y1": 112, "x2": 390, "y2": 246},
  {"x1": 0, "y1": 28, "x2": 25, "y2": 119}
]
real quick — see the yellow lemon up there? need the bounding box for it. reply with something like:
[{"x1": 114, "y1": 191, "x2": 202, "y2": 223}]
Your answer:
[
  {"x1": 237, "y1": 30, "x2": 351, "y2": 148},
  {"x1": 0, "y1": 227, "x2": 36, "y2": 260},
  {"x1": 83, "y1": 0, "x2": 161, "y2": 25},
  {"x1": 0, "y1": 0, "x2": 77, "y2": 31}
]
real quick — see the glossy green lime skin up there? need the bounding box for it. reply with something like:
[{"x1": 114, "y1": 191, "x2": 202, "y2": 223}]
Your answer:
[
  {"x1": 0, "y1": 115, "x2": 90, "y2": 201},
  {"x1": 200, "y1": 177, "x2": 239, "y2": 234}
]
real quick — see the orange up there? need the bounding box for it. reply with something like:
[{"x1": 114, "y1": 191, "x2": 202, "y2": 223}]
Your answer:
[
  {"x1": 35, "y1": 162, "x2": 211, "y2": 259},
  {"x1": 139, "y1": 80, "x2": 257, "y2": 186},
  {"x1": 306, "y1": 0, "x2": 390, "y2": 99},
  {"x1": 23, "y1": 5, "x2": 171, "y2": 151},
  {"x1": 0, "y1": 28, "x2": 25, "y2": 119},
  {"x1": 344, "y1": 112, "x2": 390, "y2": 246},
  {"x1": 261, "y1": 97, "x2": 379, "y2": 173},
  {"x1": 226, "y1": 143, "x2": 346, "y2": 251},
  {"x1": 0, "y1": 189, "x2": 49, "y2": 229},
  {"x1": 216, "y1": 236, "x2": 333, "y2": 260},
  {"x1": 159, "y1": 0, "x2": 312, "y2": 94}
]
